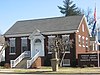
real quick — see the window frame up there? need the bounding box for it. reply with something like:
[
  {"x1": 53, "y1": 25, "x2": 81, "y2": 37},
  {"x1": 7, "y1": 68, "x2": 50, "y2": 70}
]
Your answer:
[
  {"x1": 82, "y1": 24, "x2": 84, "y2": 32},
  {"x1": 78, "y1": 35, "x2": 81, "y2": 47},
  {"x1": 82, "y1": 36, "x2": 85, "y2": 47},
  {"x1": 21, "y1": 37, "x2": 28, "y2": 52},
  {"x1": 48, "y1": 36, "x2": 55, "y2": 54},
  {"x1": 9, "y1": 38, "x2": 16, "y2": 55},
  {"x1": 86, "y1": 37, "x2": 88, "y2": 48},
  {"x1": 62, "y1": 35, "x2": 70, "y2": 53},
  {"x1": 63, "y1": 59, "x2": 70, "y2": 66}
]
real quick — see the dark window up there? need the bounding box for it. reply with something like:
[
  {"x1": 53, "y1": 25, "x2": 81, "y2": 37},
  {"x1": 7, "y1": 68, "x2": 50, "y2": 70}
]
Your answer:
[
  {"x1": 62, "y1": 35, "x2": 70, "y2": 52},
  {"x1": 35, "y1": 39, "x2": 41, "y2": 43},
  {"x1": 9, "y1": 38, "x2": 16, "y2": 54},
  {"x1": 48, "y1": 36, "x2": 55, "y2": 53},
  {"x1": 21, "y1": 37, "x2": 28, "y2": 52}
]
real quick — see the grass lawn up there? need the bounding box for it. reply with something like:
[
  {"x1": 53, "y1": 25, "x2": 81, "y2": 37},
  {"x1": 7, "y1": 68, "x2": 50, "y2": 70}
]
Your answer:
[{"x1": 1, "y1": 67, "x2": 100, "y2": 74}]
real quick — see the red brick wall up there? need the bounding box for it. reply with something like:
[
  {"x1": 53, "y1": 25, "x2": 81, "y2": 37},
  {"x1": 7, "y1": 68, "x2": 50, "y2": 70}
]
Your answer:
[
  {"x1": 5, "y1": 37, "x2": 21, "y2": 63},
  {"x1": 31, "y1": 57, "x2": 41, "y2": 68},
  {"x1": 5, "y1": 37, "x2": 30, "y2": 63},
  {"x1": 75, "y1": 18, "x2": 90, "y2": 59},
  {"x1": 44, "y1": 34, "x2": 76, "y2": 66}
]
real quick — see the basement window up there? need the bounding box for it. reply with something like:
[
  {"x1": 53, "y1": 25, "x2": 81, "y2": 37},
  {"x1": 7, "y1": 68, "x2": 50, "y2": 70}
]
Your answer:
[{"x1": 63, "y1": 59, "x2": 70, "y2": 66}]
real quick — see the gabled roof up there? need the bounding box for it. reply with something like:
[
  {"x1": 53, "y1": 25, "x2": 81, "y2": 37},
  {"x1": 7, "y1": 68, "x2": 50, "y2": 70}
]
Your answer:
[{"x1": 4, "y1": 15, "x2": 84, "y2": 36}]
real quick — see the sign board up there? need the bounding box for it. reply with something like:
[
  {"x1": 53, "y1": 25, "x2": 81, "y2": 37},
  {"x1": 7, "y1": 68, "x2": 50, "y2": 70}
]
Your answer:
[
  {"x1": 80, "y1": 54, "x2": 98, "y2": 62},
  {"x1": 78, "y1": 53, "x2": 99, "y2": 67}
]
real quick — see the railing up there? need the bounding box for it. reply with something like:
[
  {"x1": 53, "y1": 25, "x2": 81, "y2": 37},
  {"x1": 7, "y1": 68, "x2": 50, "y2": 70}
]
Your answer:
[
  {"x1": 27, "y1": 51, "x2": 40, "y2": 68},
  {"x1": 0, "y1": 44, "x2": 6, "y2": 62},
  {"x1": 10, "y1": 51, "x2": 30, "y2": 68}
]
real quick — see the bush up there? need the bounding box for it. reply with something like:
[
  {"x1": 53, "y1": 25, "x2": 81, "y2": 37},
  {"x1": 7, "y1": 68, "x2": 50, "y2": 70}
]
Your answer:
[
  {"x1": 90, "y1": 64, "x2": 95, "y2": 67},
  {"x1": 4, "y1": 63, "x2": 10, "y2": 68},
  {"x1": 81, "y1": 65, "x2": 88, "y2": 68}
]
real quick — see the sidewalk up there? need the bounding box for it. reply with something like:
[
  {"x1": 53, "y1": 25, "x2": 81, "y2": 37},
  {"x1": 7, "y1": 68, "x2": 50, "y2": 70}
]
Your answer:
[
  {"x1": 0, "y1": 69, "x2": 14, "y2": 74},
  {"x1": 0, "y1": 67, "x2": 100, "y2": 74},
  {"x1": 0, "y1": 68, "x2": 52, "y2": 74}
]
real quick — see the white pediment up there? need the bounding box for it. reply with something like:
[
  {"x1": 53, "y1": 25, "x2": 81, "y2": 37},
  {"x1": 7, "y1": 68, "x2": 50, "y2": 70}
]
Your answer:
[{"x1": 29, "y1": 29, "x2": 44, "y2": 40}]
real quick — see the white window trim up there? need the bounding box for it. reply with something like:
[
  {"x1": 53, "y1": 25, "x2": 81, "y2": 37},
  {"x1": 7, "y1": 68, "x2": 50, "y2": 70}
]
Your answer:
[
  {"x1": 62, "y1": 51, "x2": 70, "y2": 53},
  {"x1": 48, "y1": 52, "x2": 52, "y2": 54},
  {"x1": 77, "y1": 30, "x2": 79, "y2": 32},
  {"x1": 50, "y1": 51, "x2": 70, "y2": 54},
  {"x1": 79, "y1": 43, "x2": 81, "y2": 46},
  {"x1": 21, "y1": 37, "x2": 27, "y2": 39},
  {"x1": 86, "y1": 37, "x2": 88, "y2": 40},
  {"x1": 86, "y1": 37, "x2": 88, "y2": 48},
  {"x1": 82, "y1": 36, "x2": 85, "y2": 47},
  {"x1": 82, "y1": 24, "x2": 84, "y2": 32},
  {"x1": 21, "y1": 37, "x2": 28, "y2": 52},
  {"x1": 63, "y1": 59, "x2": 70, "y2": 66},
  {"x1": 48, "y1": 35, "x2": 55, "y2": 54},
  {"x1": 48, "y1": 36, "x2": 55, "y2": 38},
  {"x1": 9, "y1": 53, "x2": 16, "y2": 55},
  {"x1": 9, "y1": 38, "x2": 16, "y2": 54},
  {"x1": 83, "y1": 44, "x2": 85, "y2": 47},
  {"x1": 86, "y1": 46, "x2": 88, "y2": 48},
  {"x1": 62, "y1": 35, "x2": 70, "y2": 52},
  {"x1": 78, "y1": 35, "x2": 81, "y2": 46},
  {"x1": 62, "y1": 35, "x2": 69, "y2": 37}
]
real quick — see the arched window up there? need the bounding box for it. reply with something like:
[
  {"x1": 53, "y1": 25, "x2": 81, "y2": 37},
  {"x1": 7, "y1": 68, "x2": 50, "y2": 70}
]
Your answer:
[{"x1": 35, "y1": 39, "x2": 41, "y2": 43}]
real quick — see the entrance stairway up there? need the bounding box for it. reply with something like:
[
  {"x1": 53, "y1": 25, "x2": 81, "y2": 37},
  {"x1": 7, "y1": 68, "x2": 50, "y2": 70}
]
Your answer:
[
  {"x1": 0, "y1": 44, "x2": 6, "y2": 62},
  {"x1": 15, "y1": 57, "x2": 31, "y2": 69},
  {"x1": 10, "y1": 51, "x2": 31, "y2": 68},
  {"x1": 10, "y1": 51, "x2": 40, "y2": 68}
]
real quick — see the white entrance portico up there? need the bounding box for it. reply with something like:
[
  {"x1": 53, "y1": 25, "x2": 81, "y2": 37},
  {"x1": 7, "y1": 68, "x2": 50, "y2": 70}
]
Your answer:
[{"x1": 29, "y1": 30, "x2": 45, "y2": 58}]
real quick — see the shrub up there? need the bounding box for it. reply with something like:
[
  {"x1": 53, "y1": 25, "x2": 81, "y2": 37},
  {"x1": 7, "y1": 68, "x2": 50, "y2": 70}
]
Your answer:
[
  {"x1": 90, "y1": 64, "x2": 95, "y2": 67},
  {"x1": 4, "y1": 63, "x2": 10, "y2": 68}
]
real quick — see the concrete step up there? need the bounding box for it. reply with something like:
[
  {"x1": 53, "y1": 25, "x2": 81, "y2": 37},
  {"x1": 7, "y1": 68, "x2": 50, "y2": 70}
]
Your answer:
[{"x1": 15, "y1": 57, "x2": 31, "y2": 69}]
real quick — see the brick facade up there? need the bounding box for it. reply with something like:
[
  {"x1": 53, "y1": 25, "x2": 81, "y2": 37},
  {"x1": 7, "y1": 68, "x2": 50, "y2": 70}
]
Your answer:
[
  {"x1": 5, "y1": 37, "x2": 30, "y2": 63},
  {"x1": 75, "y1": 18, "x2": 90, "y2": 59},
  {"x1": 4, "y1": 16, "x2": 90, "y2": 67}
]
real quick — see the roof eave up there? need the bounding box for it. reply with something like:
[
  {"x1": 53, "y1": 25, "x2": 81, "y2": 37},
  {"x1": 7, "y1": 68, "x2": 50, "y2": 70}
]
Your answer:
[
  {"x1": 4, "y1": 30, "x2": 77, "y2": 37},
  {"x1": 42, "y1": 30, "x2": 77, "y2": 35},
  {"x1": 4, "y1": 33, "x2": 31, "y2": 37}
]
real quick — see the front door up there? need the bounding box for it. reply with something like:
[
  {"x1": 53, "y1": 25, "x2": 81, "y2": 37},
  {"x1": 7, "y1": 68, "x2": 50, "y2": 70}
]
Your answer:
[{"x1": 32, "y1": 39, "x2": 42, "y2": 57}]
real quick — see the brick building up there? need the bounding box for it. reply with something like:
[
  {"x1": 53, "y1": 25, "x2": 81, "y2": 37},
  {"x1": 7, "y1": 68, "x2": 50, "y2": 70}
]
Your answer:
[{"x1": 4, "y1": 15, "x2": 90, "y2": 68}]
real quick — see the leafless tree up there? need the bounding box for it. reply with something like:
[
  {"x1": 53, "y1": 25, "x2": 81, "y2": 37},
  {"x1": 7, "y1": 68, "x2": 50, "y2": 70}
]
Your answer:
[
  {"x1": 48, "y1": 35, "x2": 74, "y2": 66},
  {"x1": 83, "y1": 7, "x2": 94, "y2": 30}
]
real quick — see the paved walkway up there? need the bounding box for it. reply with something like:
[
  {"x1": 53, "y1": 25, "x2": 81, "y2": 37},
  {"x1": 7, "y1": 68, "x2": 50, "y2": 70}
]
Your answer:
[
  {"x1": 0, "y1": 69, "x2": 14, "y2": 74},
  {"x1": 0, "y1": 68, "x2": 100, "y2": 74}
]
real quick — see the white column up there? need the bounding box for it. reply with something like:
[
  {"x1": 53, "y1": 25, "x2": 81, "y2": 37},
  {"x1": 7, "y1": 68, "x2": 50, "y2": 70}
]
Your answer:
[
  {"x1": 95, "y1": 29, "x2": 98, "y2": 51},
  {"x1": 31, "y1": 39, "x2": 33, "y2": 58},
  {"x1": 95, "y1": 28, "x2": 99, "y2": 67},
  {"x1": 93, "y1": 43, "x2": 95, "y2": 51}
]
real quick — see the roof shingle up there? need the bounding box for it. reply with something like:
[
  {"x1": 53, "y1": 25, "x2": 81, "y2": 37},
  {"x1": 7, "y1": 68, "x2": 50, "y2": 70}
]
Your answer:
[{"x1": 4, "y1": 15, "x2": 84, "y2": 35}]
